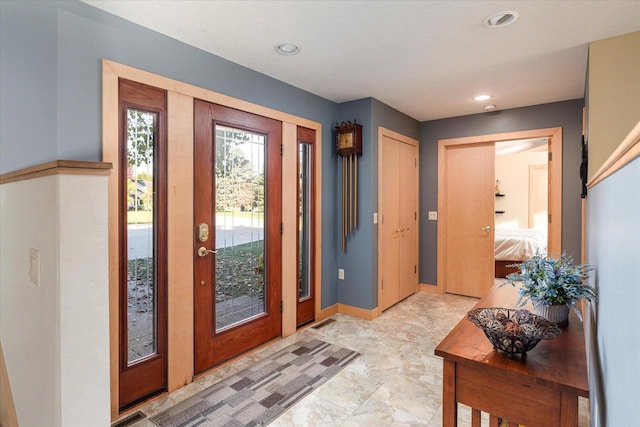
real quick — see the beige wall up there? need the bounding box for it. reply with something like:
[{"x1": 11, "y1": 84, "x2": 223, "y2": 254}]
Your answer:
[
  {"x1": 0, "y1": 174, "x2": 111, "y2": 426},
  {"x1": 495, "y1": 150, "x2": 548, "y2": 230},
  {"x1": 588, "y1": 31, "x2": 640, "y2": 178}
]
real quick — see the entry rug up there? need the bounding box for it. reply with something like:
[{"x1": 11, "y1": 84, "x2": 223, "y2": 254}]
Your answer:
[{"x1": 150, "y1": 338, "x2": 360, "y2": 427}]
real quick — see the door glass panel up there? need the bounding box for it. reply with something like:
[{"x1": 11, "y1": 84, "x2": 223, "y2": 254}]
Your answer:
[
  {"x1": 215, "y1": 125, "x2": 266, "y2": 331},
  {"x1": 298, "y1": 143, "x2": 312, "y2": 300},
  {"x1": 126, "y1": 109, "x2": 157, "y2": 363}
]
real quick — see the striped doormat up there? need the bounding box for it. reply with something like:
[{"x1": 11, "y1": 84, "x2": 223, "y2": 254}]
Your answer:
[{"x1": 150, "y1": 338, "x2": 360, "y2": 427}]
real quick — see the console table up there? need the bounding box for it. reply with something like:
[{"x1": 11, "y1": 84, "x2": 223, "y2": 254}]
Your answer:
[{"x1": 434, "y1": 284, "x2": 589, "y2": 426}]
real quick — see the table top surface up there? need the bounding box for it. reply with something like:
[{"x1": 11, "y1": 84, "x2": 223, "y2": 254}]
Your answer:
[{"x1": 435, "y1": 284, "x2": 589, "y2": 397}]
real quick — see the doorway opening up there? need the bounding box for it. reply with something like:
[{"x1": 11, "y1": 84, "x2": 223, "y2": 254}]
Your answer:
[
  {"x1": 437, "y1": 127, "x2": 562, "y2": 297},
  {"x1": 494, "y1": 137, "x2": 549, "y2": 278}
]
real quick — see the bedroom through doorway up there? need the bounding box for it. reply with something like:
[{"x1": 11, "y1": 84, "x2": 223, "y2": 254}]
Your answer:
[
  {"x1": 437, "y1": 127, "x2": 562, "y2": 298},
  {"x1": 494, "y1": 138, "x2": 549, "y2": 278}
]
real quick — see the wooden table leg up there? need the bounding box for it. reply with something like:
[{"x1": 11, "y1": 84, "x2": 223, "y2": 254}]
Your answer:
[
  {"x1": 560, "y1": 392, "x2": 579, "y2": 426},
  {"x1": 442, "y1": 359, "x2": 457, "y2": 427}
]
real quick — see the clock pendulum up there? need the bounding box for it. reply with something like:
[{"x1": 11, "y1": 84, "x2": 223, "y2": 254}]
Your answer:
[{"x1": 335, "y1": 120, "x2": 363, "y2": 252}]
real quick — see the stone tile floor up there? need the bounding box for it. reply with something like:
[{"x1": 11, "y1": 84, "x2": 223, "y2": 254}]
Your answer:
[{"x1": 129, "y1": 290, "x2": 589, "y2": 426}]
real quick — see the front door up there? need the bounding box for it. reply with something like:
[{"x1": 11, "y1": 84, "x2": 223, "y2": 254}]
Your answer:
[
  {"x1": 444, "y1": 143, "x2": 495, "y2": 297},
  {"x1": 193, "y1": 100, "x2": 282, "y2": 374}
]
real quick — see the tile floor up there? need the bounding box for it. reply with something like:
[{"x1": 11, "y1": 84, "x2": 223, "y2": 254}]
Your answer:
[{"x1": 130, "y1": 290, "x2": 588, "y2": 426}]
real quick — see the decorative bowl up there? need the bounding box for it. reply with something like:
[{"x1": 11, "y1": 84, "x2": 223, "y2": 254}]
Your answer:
[{"x1": 467, "y1": 307, "x2": 562, "y2": 355}]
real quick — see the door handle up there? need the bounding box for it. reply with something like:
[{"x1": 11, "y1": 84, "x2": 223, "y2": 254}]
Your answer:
[
  {"x1": 480, "y1": 226, "x2": 492, "y2": 232},
  {"x1": 197, "y1": 247, "x2": 218, "y2": 257}
]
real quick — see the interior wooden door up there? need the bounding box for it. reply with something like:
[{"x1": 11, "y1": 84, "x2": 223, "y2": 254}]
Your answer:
[
  {"x1": 380, "y1": 135, "x2": 400, "y2": 311},
  {"x1": 398, "y1": 142, "x2": 418, "y2": 300},
  {"x1": 193, "y1": 99, "x2": 282, "y2": 374},
  {"x1": 379, "y1": 133, "x2": 418, "y2": 311},
  {"x1": 444, "y1": 143, "x2": 495, "y2": 297}
]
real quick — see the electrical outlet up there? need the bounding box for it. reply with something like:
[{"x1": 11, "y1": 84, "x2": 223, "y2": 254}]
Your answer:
[
  {"x1": 428, "y1": 211, "x2": 438, "y2": 221},
  {"x1": 338, "y1": 269, "x2": 345, "y2": 280}
]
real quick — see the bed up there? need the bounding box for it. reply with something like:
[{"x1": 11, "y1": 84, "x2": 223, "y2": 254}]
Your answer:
[{"x1": 494, "y1": 228, "x2": 547, "y2": 278}]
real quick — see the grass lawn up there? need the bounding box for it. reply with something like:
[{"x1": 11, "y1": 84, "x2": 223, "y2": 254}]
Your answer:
[
  {"x1": 216, "y1": 240, "x2": 264, "y2": 299},
  {"x1": 129, "y1": 240, "x2": 265, "y2": 299}
]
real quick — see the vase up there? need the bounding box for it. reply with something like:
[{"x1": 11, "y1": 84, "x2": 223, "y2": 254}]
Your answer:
[{"x1": 534, "y1": 303, "x2": 569, "y2": 326}]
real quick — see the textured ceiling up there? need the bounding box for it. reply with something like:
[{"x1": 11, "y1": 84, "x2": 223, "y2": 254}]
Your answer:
[{"x1": 82, "y1": 1, "x2": 640, "y2": 121}]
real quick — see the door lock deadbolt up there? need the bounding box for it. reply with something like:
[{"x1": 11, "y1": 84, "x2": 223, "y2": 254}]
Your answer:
[{"x1": 198, "y1": 223, "x2": 209, "y2": 242}]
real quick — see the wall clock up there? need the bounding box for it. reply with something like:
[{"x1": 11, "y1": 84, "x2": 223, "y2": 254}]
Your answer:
[
  {"x1": 336, "y1": 121, "x2": 362, "y2": 156},
  {"x1": 335, "y1": 120, "x2": 363, "y2": 252}
]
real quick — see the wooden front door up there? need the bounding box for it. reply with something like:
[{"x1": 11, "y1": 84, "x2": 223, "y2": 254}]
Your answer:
[
  {"x1": 379, "y1": 131, "x2": 418, "y2": 311},
  {"x1": 193, "y1": 100, "x2": 282, "y2": 374},
  {"x1": 444, "y1": 143, "x2": 495, "y2": 297}
]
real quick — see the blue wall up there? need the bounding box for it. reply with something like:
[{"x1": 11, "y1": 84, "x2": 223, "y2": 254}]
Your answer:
[
  {"x1": 419, "y1": 100, "x2": 585, "y2": 285},
  {"x1": 0, "y1": 1, "x2": 423, "y2": 312},
  {"x1": 335, "y1": 99, "x2": 375, "y2": 308},
  {"x1": 0, "y1": 1, "x2": 584, "y2": 313},
  {"x1": 1, "y1": 1, "x2": 339, "y2": 170},
  {"x1": 335, "y1": 98, "x2": 420, "y2": 310},
  {"x1": 0, "y1": 0, "x2": 340, "y2": 309},
  {"x1": 586, "y1": 157, "x2": 640, "y2": 425},
  {"x1": 0, "y1": 2, "x2": 59, "y2": 170}
]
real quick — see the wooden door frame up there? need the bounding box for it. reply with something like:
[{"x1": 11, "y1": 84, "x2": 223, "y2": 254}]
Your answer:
[
  {"x1": 376, "y1": 126, "x2": 420, "y2": 314},
  {"x1": 102, "y1": 60, "x2": 323, "y2": 420},
  {"x1": 437, "y1": 127, "x2": 562, "y2": 295}
]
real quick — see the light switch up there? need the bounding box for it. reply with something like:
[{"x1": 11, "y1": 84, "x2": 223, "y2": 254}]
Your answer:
[
  {"x1": 338, "y1": 269, "x2": 345, "y2": 280},
  {"x1": 373, "y1": 213, "x2": 378, "y2": 224},
  {"x1": 29, "y1": 248, "x2": 40, "y2": 286},
  {"x1": 428, "y1": 211, "x2": 438, "y2": 221}
]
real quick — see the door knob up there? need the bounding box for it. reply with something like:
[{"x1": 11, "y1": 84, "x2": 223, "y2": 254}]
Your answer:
[
  {"x1": 480, "y1": 226, "x2": 492, "y2": 232},
  {"x1": 197, "y1": 247, "x2": 218, "y2": 257}
]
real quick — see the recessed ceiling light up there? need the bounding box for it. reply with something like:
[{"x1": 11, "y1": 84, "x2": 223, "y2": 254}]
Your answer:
[
  {"x1": 275, "y1": 43, "x2": 300, "y2": 55},
  {"x1": 483, "y1": 104, "x2": 497, "y2": 111},
  {"x1": 484, "y1": 11, "x2": 518, "y2": 28},
  {"x1": 473, "y1": 95, "x2": 492, "y2": 102}
]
